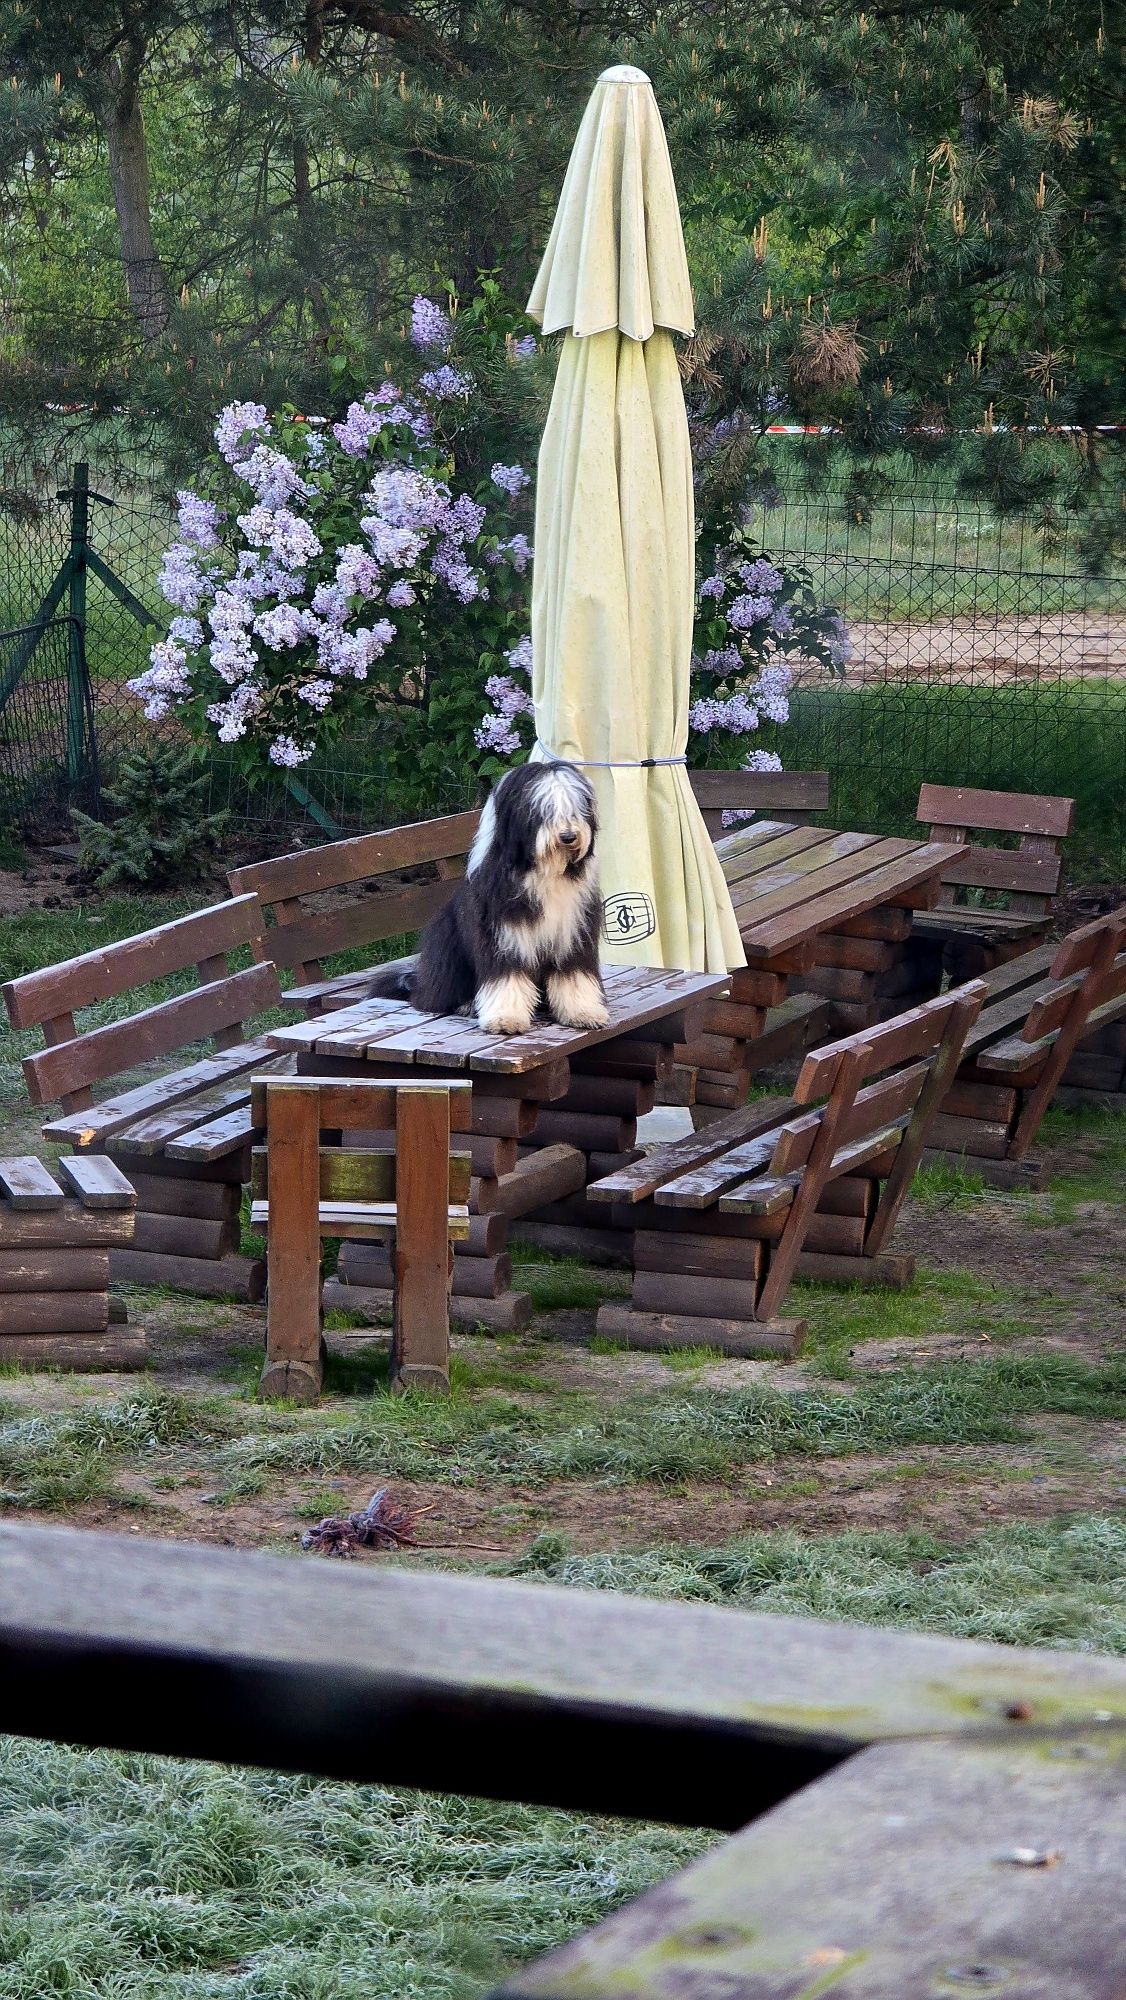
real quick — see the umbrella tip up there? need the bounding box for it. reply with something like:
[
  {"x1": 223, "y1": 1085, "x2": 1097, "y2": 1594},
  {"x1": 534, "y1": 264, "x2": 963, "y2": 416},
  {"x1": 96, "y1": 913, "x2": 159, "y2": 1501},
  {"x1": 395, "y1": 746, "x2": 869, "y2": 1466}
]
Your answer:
[{"x1": 598, "y1": 63, "x2": 651, "y2": 86}]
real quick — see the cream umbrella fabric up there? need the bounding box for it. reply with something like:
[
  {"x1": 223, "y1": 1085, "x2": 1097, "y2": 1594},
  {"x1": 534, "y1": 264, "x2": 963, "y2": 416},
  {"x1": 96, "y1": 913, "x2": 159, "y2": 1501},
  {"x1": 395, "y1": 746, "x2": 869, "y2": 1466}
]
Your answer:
[{"x1": 527, "y1": 65, "x2": 744, "y2": 971}]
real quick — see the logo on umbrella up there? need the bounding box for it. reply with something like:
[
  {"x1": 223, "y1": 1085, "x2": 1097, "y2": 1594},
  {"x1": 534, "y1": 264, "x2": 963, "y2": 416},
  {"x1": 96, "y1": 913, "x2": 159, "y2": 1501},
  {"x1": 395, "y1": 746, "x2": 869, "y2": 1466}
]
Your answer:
[{"x1": 602, "y1": 892, "x2": 655, "y2": 944}]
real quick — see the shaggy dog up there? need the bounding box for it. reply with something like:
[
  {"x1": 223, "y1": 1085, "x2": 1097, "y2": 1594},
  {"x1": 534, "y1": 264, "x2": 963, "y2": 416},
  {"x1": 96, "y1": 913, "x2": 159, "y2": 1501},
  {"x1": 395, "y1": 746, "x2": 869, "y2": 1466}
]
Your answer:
[{"x1": 370, "y1": 761, "x2": 608, "y2": 1035}]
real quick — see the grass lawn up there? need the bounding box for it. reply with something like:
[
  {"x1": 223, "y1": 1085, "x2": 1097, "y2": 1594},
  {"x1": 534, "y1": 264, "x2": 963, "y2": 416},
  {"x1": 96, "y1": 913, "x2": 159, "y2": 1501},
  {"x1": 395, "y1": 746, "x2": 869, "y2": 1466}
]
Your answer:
[{"x1": 0, "y1": 888, "x2": 1123, "y2": 1996}]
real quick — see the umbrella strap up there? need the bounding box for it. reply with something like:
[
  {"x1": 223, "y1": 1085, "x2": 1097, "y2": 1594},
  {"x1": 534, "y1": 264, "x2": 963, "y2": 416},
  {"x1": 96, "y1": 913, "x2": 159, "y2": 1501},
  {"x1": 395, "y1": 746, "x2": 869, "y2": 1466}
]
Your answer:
[{"x1": 535, "y1": 742, "x2": 686, "y2": 769}]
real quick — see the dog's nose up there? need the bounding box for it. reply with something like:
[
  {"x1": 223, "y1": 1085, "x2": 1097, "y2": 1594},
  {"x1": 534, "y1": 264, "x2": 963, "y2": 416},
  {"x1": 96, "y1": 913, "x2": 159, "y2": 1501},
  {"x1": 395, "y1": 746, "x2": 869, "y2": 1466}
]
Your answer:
[{"x1": 560, "y1": 827, "x2": 578, "y2": 846}]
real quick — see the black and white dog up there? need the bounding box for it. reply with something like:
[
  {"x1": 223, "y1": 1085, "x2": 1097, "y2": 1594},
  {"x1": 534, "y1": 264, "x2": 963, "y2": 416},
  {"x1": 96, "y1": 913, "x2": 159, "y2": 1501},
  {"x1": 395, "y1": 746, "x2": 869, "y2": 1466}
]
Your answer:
[{"x1": 371, "y1": 761, "x2": 608, "y2": 1035}]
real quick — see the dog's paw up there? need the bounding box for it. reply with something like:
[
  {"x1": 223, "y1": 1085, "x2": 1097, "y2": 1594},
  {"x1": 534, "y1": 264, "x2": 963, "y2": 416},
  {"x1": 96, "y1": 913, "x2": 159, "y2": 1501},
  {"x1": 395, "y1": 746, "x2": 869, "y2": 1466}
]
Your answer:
[
  {"x1": 546, "y1": 971, "x2": 609, "y2": 1030},
  {"x1": 475, "y1": 973, "x2": 538, "y2": 1036}
]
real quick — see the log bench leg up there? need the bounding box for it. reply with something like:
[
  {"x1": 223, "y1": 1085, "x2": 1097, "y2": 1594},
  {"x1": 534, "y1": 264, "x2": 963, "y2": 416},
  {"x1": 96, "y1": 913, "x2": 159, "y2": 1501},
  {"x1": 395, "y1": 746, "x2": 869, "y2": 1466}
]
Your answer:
[
  {"x1": 260, "y1": 1087, "x2": 323, "y2": 1404},
  {"x1": 105, "y1": 1155, "x2": 265, "y2": 1301}
]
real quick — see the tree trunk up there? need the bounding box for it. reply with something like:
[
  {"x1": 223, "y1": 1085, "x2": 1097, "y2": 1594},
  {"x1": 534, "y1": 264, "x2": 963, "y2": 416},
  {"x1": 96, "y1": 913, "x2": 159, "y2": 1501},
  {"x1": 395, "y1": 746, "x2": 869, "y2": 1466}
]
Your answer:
[{"x1": 99, "y1": 59, "x2": 172, "y2": 345}]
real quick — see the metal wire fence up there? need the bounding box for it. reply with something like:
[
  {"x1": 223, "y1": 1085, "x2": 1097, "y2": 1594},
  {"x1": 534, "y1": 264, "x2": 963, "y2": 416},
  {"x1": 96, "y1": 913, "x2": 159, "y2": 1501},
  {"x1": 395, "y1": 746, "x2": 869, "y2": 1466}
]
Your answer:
[{"x1": 0, "y1": 420, "x2": 1123, "y2": 874}]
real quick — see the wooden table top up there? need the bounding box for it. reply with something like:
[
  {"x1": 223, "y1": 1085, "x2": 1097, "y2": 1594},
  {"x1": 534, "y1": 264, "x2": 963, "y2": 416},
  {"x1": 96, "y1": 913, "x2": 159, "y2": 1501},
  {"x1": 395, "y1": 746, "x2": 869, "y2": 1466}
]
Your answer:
[
  {"x1": 266, "y1": 963, "x2": 729, "y2": 1076},
  {"x1": 717, "y1": 820, "x2": 964, "y2": 961}
]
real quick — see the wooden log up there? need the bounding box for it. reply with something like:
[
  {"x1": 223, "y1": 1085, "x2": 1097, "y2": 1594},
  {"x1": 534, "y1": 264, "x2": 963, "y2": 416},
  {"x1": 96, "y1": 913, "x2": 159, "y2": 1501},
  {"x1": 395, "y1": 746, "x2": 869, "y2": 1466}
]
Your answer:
[
  {"x1": 0, "y1": 1249, "x2": 110, "y2": 1293},
  {"x1": 105, "y1": 1145, "x2": 248, "y2": 1185},
  {"x1": 1057, "y1": 1052, "x2": 1124, "y2": 1091},
  {"x1": 654, "y1": 1068, "x2": 697, "y2": 1107},
  {"x1": 322, "y1": 1276, "x2": 532, "y2": 1332},
  {"x1": 632, "y1": 1269, "x2": 759, "y2": 1319},
  {"x1": 0, "y1": 1204, "x2": 135, "y2": 1250},
  {"x1": 0, "y1": 1331, "x2": 148, "y2": 1369},
  {"x1": 634, "y1": 1232, "x2": 762, "y2": 1280},
  {"x1": 635, "y1": 1007, "x2": 706, "y2": 1047},
  {"x1": 696, "y1": 1065, "x2": 752, "y2": 1090},
  {"x1": 921, "y1": 1147, "x2": 1043, "y2": 1190},
  {"x1": 487, "y1": 1145, "x2": 587, "y2": 1219},
  {"x1": 584, "y1": 1150, "x2": 643, "y2": 1182},
  {"x1": 701, "y1": 999, "x2": 769, "y2": 1039},
  {"x1": 797, "y1": 966, "x2": 878, "y2": 1003},
  {"x1": 811, "y1": 934, "x2": 897, "y2": 972},
  {"x1": 835, "y1": 905, "x2": 912, "y2": 941},
  {"x1": 816, "y1": 1177, "x2": 872, "y2": 1218},
  {"x1": 110, "y1": 1247, "x2": 266, "y2": 1300},
  {"x1": 570, "y1": 1040, "x2": 671, "y2": 1080},
  {"x1": 872, "y1": 958, "x2": 940, "y2": 1001},
  {"x1": 557, "y1": 1074, "x2": 655, "y2": 1117},
  {"x1": 926, "y1": 1112, "x2": 1012, "y2": 1160},
  {"x1": 695, "y1": 1081, "x2": 748, "y2": 1108},
  {"x1": 470, "y1": 1062, "x2": 571, "y2": 1103},
  {"x1": 940, "y1": 1080, "x2": 1018, "y2": 1122},
  {"x1": 530, "y1": 1111, "x2": 637, "y2": 1155},
  {"x1": 459, "y1": 1212, "x2": 510, "y2": 1256},
  {"x1": 744, "y1": 995, "x2": 835, "y2": 1076},
  {"x1": 468, "y1": 1096, "x2": 539, "y2": 1139},
  {"x1": 469, "y1": 1175, "x2": 499, "y2": 1213},
  {"x1": 822, "y1": 999, "x2": 879, "y2": 1032},
  {"x1": 795, "y1": 1249, "x2": 915, "y2": 1289},
  {"x1": 133, "y1": 1211, "x2": 240, "y2": 1260},
  {"x1": 124, "y1": 1172, "x2": 238, "y2": 1222},
  {"x1": 672, "y1": 1035, "x2": 748, "y2": 1074},
  {"x1": 528, "y1": 1193, "x2": 623, "y2": 1228},
  {"x1": 727, "y1": 968, "x2": 789, "y2": 1009},
  {"x1": 338, "y1": 1242, "x2": 511, "y2": 1300},
  {"x1": 0, "y1": 1292, "x2": 109, "y2": 1335},
  {"x1": 510, "y1": 1222, "x2": 632, "y2": 1267},
  {"x1": 804, "y1": 1212, "x2": 866, "y2": 1256},
  {"x1": 1073, "y1": 1020, "x2": 1126, "y2": 1056},
  {"x1": 596, "y1": 1304, "x2": 805, "y2": 1358}
]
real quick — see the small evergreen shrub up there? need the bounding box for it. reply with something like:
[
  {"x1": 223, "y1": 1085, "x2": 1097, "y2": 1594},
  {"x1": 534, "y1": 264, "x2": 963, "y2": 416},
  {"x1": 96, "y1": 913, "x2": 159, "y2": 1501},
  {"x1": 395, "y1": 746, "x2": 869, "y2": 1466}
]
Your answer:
[{"x1": 72, "y1": 744, "x2": 228, "y2": 889}]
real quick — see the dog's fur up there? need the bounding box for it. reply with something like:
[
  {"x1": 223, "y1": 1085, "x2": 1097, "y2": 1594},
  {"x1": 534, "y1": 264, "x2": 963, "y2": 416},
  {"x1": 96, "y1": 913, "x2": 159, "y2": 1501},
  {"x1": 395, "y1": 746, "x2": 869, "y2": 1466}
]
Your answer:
[{"x1": 370, "y1": 762, "x2": 608, "y2": 1035}]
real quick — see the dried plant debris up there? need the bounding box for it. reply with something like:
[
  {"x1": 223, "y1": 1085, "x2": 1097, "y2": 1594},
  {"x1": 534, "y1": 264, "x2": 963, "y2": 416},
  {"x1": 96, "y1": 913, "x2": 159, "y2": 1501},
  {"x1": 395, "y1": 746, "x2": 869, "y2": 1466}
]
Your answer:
[{"x1": 301, "y1": 1487, "x2": 421, "y2": 1557}]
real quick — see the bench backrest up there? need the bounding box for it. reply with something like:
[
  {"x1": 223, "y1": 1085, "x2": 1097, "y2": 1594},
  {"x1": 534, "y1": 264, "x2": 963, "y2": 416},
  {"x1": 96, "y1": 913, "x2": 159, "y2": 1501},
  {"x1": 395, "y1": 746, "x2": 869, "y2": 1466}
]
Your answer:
[
  {"x1": 2, "y1": 895, "x2": 284, "y2": 1115},
  {"x1": 690, "y1": 768, "x2": 829, "y2": 840},
  {"x1": 227, "y1": 809, "x2": 482, "y2": 988},
  {"x1": 916, "y1": 782, "x2": 1074, "y2": 916}
]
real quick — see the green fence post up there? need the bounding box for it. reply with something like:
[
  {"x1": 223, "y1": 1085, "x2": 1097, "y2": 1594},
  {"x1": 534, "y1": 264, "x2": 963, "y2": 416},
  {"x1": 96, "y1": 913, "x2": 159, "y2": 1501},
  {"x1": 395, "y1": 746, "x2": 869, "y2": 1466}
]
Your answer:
[{"x1": 66, "y1": 462, "x2": 90, "y2": 786}]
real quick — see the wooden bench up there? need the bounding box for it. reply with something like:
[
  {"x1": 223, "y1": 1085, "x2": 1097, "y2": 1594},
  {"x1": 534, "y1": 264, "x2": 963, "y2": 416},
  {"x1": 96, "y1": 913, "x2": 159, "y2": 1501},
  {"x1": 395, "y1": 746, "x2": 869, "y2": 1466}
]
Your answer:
[
  {"x1": 252, "y1": 1075, "x2": 472, "y2": 1402},
  {"x1": 2, "y1": 896, "x2": 285, "y2": 1300},
  {"x1": 925, "y1": 902, "x2": 1126, "y2": 1184},
  {"x1": 909, "y1": 781, "x2": 1075, "y2": 980},
  {"x1": 0, "y1": 1153, "x2": 141, "y2": 1369},
  {"x1": 689, "y1": 767, "x2": 830, "y2": 840},
  {"x1": 587, "y1": 983, "x2": 985, "y2": 1355},
  {"x1": 5, "y1": 1523, "x2": 1121, "y2": 1991}
]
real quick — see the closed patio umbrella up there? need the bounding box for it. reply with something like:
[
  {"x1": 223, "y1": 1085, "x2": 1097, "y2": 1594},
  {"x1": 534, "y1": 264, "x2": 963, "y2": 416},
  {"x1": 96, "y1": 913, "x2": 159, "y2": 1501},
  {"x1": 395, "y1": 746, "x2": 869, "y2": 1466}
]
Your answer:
[{"x1": 527, "y1": 64, "x2": 744, "y2": 972}]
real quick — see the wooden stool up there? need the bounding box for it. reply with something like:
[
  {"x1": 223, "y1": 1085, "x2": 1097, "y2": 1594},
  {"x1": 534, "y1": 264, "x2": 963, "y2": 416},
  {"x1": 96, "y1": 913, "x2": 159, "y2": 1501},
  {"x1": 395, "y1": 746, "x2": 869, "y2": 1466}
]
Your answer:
[
  {"x1": 0, "y1": 1153, "x2": 141, "y2": 1368},
  {"x1": 251, "y1": 1076, "x2": 472, "y2": 1402}
]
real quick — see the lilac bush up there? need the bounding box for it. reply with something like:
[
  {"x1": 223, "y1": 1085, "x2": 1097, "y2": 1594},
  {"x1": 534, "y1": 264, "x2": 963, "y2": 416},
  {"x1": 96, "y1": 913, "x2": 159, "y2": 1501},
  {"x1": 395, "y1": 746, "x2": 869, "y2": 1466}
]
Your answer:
[{"x1": 132, "y1": 309, "x2": 533, "y2": 782}]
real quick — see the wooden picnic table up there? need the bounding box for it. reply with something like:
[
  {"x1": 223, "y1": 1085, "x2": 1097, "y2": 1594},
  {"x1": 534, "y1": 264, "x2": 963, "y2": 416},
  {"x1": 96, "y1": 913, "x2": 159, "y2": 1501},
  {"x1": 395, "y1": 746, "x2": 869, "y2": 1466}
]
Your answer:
[
  {"x1": 264, "y1": 962, "x2": 729, "y2": 1330},
  {"x1": 674, "y1": 820, "x2": 966, "y2": 1115}
]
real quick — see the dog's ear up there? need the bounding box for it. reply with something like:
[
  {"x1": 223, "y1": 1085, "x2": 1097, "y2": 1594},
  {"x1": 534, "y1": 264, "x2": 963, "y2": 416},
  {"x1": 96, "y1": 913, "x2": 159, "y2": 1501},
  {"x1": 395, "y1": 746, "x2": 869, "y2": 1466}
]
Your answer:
[{"x1": 491, "y1": 772, "x2": 535, "y2": 874}]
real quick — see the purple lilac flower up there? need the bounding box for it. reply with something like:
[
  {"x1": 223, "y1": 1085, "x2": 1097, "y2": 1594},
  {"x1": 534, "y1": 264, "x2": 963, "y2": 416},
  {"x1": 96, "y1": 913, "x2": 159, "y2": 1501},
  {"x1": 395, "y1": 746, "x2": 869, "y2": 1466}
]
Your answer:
[
  {"x1": 175, "y1": 490, "x2": 221, "y2": 550},
  {"x1": 688, "y1": 692, "x2": 761, "y2": 735},
  {"x1": 312, "y1": 582, "x2": 349, "y2": 623},
  {"x1": 490, "y1": 462, "x2": 530, "y2": 496},
  {"x1": 484, "y1": 673, "x2": 534, "y2": 719},
  {"x1": 268, "y1": 733, "x2": 313, "y2": 768},
  {"x1": 753, "y1": 662, "x2": 792, "y2": 724},
  {"x1": 304, "y1": 426, "x2": 327, "y2": 465},
  {"x1": 367, "y1": 466, "x2": 449, "y2": 533},
  {"x1": 506, "y1": 635, "x2": 533, "y2": 674},
  {"x1": 386, "y1": 579, "x2": 416, "y2": 608},
  {"x1": 493, "y1": 533, "x2": 532, "y2": 574},
  {"x1": 168, "y1": 615, "x2": 203, "y2": 649},
  {"x1": 296, "y1": 678, "x2": 334, "y2": 711},
  {"x1": 236, "y1": 506, "x2": 321, "y2": 569},
  {"x1": 335, "y1": 544, "x2": 383, "y2": 599},
  {"x1": 443, "y1": 494, "x2": 487, "y2": 542},
  {"x1": 727, "y1": 593, "x2": 774, "y2": 632},
  {"x1": 826, "y1": 611, "x2": 854, "y2": 668},
  {"x1": 700, "y1": 644, "x2": 743, "y2": 676},
  {"x1": 738, "y1": 558, "x2": 784, "y2": 595},
  {"x1": 769, "y1": 604, "x2": 795, "y2": 637},
  {"x1": 129, "y1": 638, "x2": 192, "y2": 720},
  {"x1": 215, "y1": 401, "x2": 269, "y2": 465},
  {"x1": 431, "y1": 540, "x2": 484, "y2": 602},
  {"x1": 206, "y1": 678, "x2": 264, "y2": 743},
  {"x1": 253, "y1": 603, "x2": 314, "y2": 650},
  {"x1": 514, "y1": 334, "x2": 538, "y2": 358},
  {"x1": 698, "y1": 574, "x2": 725, "y2": 601},
  {"x1": 363, "y1": 520, "x2": 424, "y2": 569},
  {"x1": 475, "y1": 713, "x2": 521, "y2": 755},
  {"x1": 318, "y1": 621, "x2": 395, "y2": 680},
  {"x1": 332, "y1": 389, "x2": 422, "y2": 458},
  {"x1": 410, "y1": 295, "x2": 451, "y2": 350},
  {"x1": 233, "y1": 444, "x2": 315, "y2": 509},
  {"x1": 419, "y1": 365, "x2": 472, "y2": 401},
  {"x1": 158, "y1": 543, "x2": 210, "y2": 613}
]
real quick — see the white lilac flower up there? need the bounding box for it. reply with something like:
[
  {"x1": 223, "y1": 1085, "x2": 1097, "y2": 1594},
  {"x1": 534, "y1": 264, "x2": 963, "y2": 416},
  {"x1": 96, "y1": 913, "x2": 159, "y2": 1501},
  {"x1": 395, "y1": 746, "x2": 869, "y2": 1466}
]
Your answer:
[
  {"x1": 419, "y1": 365, "x2": 472, "y2": 401},
  {"x1": 128, "y1": 639, "x2": 192, "y2": 718},
  {"x1": 410, "y1": 295, "x2": 451, "y2": 350},
  {"x1": 236, "y1": 507, "x2": 321, "y2": 569},
  {"x1": 506, "y1": 635, "x2": 533, "y2": 674},
  {"x1": 698, "y1": 574, "x2": 725, "y2": 600},
  {"x1": 296, "y1": 678, "x2": 334, "y2": 711},
  {"x1": 333, "y1": 395, "x2": 390, "y2": 458},
  {"x1": 268, "y1": 733, "x2": 314, "y2": 768},
  {"x1": 168, "y1": 615, "x2": 204, "y2": 648},
  {"x1": 206, "y1": 679, "x2": 265, "y2": 742},
  {"x1": 737, "y1": 558, "x2": 784, "y2": 596},
  {"x1": 304, "y1": 429, "x2": 327, "y2": 464},
  {"x1": 701, "y1": 644, "x2": 743, "y2": 676},
  {"x1": 335, "y1": 544, "x2": 383, "y2": 599},
  {"x1": 490, "y1": 462, "x2": 530, "y2": 496},
  {"x1": 386, "y1": 579, "x2": 416, "y2": 608},
  {"x1": 208, "y1": 584, "x2": 255, "y2": 637},
  {"x1": 318, "y1": 622, "x2": 395, "y2": 680},
  {"x1": 727, "y1": 593, "x2": 774, "y2": 632},
  {"x1": 175, "y1": 490, "x2": 221, "y2": 550},
  {"x1": 361, "y1": 518, "x2": 425, "y2": 570},
  {"x1": 484, "y1": 673, "x2": 534, "y2": 719},
  {"x1": 209, "y1": 631, "x2": 258, "y2": 686},
  {"x1": 475, "y1": 713, "x2": 521, "y2": 755},
  {"x1": 215, "y1": 401, "x2": 269, "y2": 464}
]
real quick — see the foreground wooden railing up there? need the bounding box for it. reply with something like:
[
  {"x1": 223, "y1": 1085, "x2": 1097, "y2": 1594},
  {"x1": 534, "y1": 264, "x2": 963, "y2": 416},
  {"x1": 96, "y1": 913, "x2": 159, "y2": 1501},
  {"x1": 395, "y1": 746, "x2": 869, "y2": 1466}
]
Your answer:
[{"x1": 0, "y1": 1524, "x2": 1122, "y2": 1994}]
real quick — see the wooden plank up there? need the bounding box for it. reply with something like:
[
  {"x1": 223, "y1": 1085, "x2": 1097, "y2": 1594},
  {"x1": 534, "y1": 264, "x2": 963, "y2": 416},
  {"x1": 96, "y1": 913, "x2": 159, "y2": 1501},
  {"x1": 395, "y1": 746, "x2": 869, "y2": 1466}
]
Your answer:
[
  {"x1": 741, "y1": 842, "x2": 963, "y2": 958},
  {"x1": 227, "y1": 809, "x2": 481, "y2": 904},
  {"x1": 730, "y1": 832, "x2": 892, "y2": 916},
  {"x1": 25, "y1": 963, "x2": 282, "y2": 1108},
  {"x1": 251, "y1": 1147, "x2": 471, "y2": 1205},
  {"x1": 1050, "y1": 907, "x2": 1126, "y2": 979},
  {"x1": 54, "y1": 1154, "x2": 135, "y2": 1208},
  {"x1": 0, "y1": 1249, "x2": 110, "y2": 1292},
  {"x1": 796, "y1": 985, "x2": 987, "y2": 1098},
  {"x1": 587, "y1": 1098, "x2": 797, "y2": 1206},
  {"x1": 163, "y1": 1104, "x2": 262, "y2": 1164},
  {"x1": 940, "y1": 842, "x2": 1063, "y2": 895},
  {"x1": 0, "y1": 1157, "x2": 64, "y2": 1210},
  {"x1": 689, "y1": 768, "x2": 829, "y2": 813},
  {"x1": 391, "y1": 1088, "x2": 453, "y2": 1394},
  {"x1": 0, "y1": 1331, "x2": 147, "y2": 1369},
  {"x1": 110, "y1": 1078, "x2": 264, "y2": 1158},
  {"x1": 261, "y1": 1084, "x2": 323, "y2": 1402},
  {"x1": 2, "y1": 894, "x2": 266, "y2": 1031},
  {"x1": 913, "y1": 905, "x2": 1047, "y2": 936},
  {"x1": 249, "y1": 1074, "x2": 472, "y2": 1131},
  {"x1": 257, "y1": 878, "x2": 456, "y2": 973},
  {"x1": 0, "y1": 1292, "x2": 109, "y2": 1334},
  {"x1": 796, "y1": 1247, "x2": 915, "y2": 1287},
  {"x1": 41, "y1": 1037, "x2": 280, "y2": 1147},
  {"x1": 0, "y1": 1202, "x2": 134, "y2": 1249},
  {"x1": 918, "y1": 780, "x2": 1075, "y2": 839},
  {"x1": 722, "y1": 826, "x2": 840, "y2": 889},
  {"x1": 494, "y1": 1729, "x2": 1124, "y2": 2000},
  {"x1": 597, "y1": 1304, "x2": 803, "y2": 1358},
  {"x1": 464, "y1": 971, "x2": 729, "y2": 1075}
]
